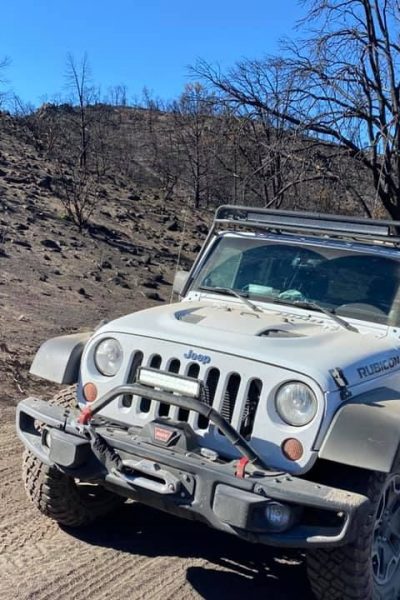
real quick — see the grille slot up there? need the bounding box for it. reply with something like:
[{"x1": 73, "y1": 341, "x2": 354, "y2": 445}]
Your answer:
[
  {"x1": 187, "y1": 363, "x2": 200, "y2": 378},
  {"x1": 198, "y1": 368, "x2": 220, "y2": 429},
  {"x1": 139, "y1": 354, "x2": 162, "y2": 413},
  {"x1": 122, "y1": 351, "x2": 144, "y2": 407},
  {"x1": 159, "y1": 359, "x2": 181, "y2": 417},
  {"x1": 150, "y1": 355, "x2": 162, "y2": 369},
  {"x1": 240, "y1": 378, "x2": 262, "y2": 439},
  {"x1": 169, "y1": 359, "x2": 180, "y2": 373},
  {"x1": 177, "y1": 363, "x2": 200, "y2": 421},
  {"x1": 220, "y1": 373, "x2": 241, "y2": 429}
]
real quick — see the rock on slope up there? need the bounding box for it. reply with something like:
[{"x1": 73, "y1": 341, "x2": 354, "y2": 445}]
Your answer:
[{"x1": 0, "y1": 117, "x2": 209, "y2": 401}]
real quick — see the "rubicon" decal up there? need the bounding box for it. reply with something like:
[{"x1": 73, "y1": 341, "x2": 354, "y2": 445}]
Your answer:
[{"x1": 357, "y1": 355, "x2": 400, "y2": 379}]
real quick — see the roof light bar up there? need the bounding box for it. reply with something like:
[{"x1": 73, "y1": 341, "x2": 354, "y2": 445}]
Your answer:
[
  {"x1": 137, "y1": 367, "x2": 201, "y2": 398},
  {"x1": 214, "y1": 205, "x2": 400, "y2": 244},
  {"x1": 244, "y1": 211, "x2": 389, "y2": 236}
]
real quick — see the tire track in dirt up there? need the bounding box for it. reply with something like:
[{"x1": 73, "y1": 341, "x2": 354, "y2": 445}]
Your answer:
[{"x1": 0, "y1": 406, "x2": 314, "y2": 599}]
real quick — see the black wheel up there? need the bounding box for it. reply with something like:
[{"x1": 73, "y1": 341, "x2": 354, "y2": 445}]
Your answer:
[
  {"x1": 22, "y1": 386, "x2": 123, "y2": 527},
  {"x1": 307, "y1": 465, "x2": 400, "y2": 600}
]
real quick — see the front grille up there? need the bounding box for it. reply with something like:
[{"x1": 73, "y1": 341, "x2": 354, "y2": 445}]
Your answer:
[{"x1": 126, "y1": 348, "x2": 262, "y2": 439}]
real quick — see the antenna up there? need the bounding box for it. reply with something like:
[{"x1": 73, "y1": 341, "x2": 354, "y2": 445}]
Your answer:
[{"x1": 170, "y1": 208, "x2": 189, "y2": 302}]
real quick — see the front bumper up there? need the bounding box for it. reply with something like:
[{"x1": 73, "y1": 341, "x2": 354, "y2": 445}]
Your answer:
[{"x1": 16, "y1": 392, "x2": 370, "y2": 549}]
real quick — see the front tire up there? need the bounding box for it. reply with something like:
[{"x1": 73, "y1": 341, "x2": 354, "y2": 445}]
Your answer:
[
  {"x1": 307, "y1": 465, "x2": 400, "y2": 600},
  {"x1": 22, "y1": 386, "x2": 123, "y2": 527}
]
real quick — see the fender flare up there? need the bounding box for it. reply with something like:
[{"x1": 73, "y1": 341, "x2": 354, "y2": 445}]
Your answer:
[
  {"x1": 319, "y1": 387, "x2": 400, "y2": 473},
  {"x1": 30, "y1": 332, "x2": 92, "y2": 384}
]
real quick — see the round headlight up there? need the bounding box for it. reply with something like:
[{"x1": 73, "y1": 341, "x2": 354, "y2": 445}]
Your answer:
[
  {"x1": 94, "y1": 338, "x2": 123, "y2": 377},
  {"x1": 275, "y1": 382, "x2": 317, "y2": 427}
]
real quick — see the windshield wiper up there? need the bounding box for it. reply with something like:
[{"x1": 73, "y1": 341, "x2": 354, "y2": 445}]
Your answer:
[
  {"x1": 197, "y1": 286, "x2": 358, "y2": 332},
  {"x1": 272, "y1": 298, "x2": 359, "y2": 333},
  {"x1": 198, "y1": 286, "x2": 264, "y2": 313}
]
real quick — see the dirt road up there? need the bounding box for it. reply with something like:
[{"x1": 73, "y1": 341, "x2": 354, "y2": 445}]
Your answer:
[{"x1": 0, "y1": 402, "x2": 314, "y2": 599}]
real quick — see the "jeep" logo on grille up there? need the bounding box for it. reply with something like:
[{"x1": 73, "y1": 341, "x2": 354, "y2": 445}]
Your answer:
[{"x1": 184, "y1": 349, "x2": 211, "y2": 364}]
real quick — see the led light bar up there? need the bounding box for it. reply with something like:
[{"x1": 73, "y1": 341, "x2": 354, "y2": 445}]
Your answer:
[
  {"x1": 246, "y1": 211, "x2": 389, "y2": 236},
  {"x1": 214, "y1": 205, "x2": 399, "y2": 243},
  {"x1": 137, "y1": 367, "x2": 201, "y2": 398}
]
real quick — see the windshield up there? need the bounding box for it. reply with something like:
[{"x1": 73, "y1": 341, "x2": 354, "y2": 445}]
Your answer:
[{"x1": 191, "y1": 235, "x2": 400, "y2": 326}]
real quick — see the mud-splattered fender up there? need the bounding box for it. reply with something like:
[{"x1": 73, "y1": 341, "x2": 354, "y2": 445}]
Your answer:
[
  {"x1": 319, "y1": 387, "x2": 400, "y2": 473},
  {"x1": 30, "y1": 332, "x2": 92, "y2": 384}
]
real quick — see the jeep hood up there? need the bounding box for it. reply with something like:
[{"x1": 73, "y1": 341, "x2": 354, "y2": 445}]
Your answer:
[{"x1": 103, "y1": 300, "x2": 400, "y2": 392}]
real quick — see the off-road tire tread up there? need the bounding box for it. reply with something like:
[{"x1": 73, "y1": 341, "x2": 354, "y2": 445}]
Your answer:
[
  {"x1": 307, "y1": 470, "x2": 389, "y2": 600},
  {"x1": 22, "y1": 386, "x2": 122, "y2": 528}
]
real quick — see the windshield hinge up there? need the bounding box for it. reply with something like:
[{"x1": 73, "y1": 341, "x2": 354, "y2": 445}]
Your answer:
[{"x1": 330, "y1": 368, "x2": 352, "y2": 400}]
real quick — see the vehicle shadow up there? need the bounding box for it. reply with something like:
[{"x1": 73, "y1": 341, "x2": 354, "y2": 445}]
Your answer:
[{"x1": 66, "y1": 502, "x2": 315, "y2": 599}]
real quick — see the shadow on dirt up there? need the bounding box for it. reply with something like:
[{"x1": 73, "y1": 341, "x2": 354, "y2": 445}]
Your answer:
[{"x1": 65, "y1": 502, "x2": 314, "y2": 599}]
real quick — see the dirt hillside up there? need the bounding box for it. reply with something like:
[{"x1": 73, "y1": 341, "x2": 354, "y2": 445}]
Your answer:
[{"x1": 0, "y1": 118, "x2": 314, "y2": 599}]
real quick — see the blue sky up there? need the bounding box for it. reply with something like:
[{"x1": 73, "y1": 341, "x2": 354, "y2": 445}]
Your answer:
[{"x1": 2, "y1": 0, "x2": 305, "y2": 106}]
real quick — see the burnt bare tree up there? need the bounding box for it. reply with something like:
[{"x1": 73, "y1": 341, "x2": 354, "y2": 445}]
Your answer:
[
  {"x1": 0, "y1": 56, "x2": 10, "y2": 108},
  {"x1": 53, "y1": 166, "x2": 100, "y2": 232},
  {"x1": 106, "y1": 84, "x2": 128, "y2": 107},
  {"x1": 48, "y1": 54, "x2": 105, "y2": 231},
  {"x1": 139, "y1": 91, "x2": 181, "y2": 205},
  {"x1": 194, "y1": 0, "x2": 400, "y2": 218},
  {"x1": 172, "y1": 83, "x2": 217, "y2": 208},
  {"x1": 65, "y1": 53, "x2": 95, "y2": 170}
]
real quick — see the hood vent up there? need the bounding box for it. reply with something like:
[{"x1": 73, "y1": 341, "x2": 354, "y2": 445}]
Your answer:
[
  {"x1": 176, "y1": 306, "x2": 305, "y2": 338},
  {"x1": 259, "y1": 328, "x2": 304, "y2": 338},
  {"x1": 175, "y1": 309, "x2": 205, "y2": 324}
]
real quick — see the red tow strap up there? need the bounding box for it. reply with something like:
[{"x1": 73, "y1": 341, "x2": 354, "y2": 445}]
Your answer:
[{"x1": 235, "y1": 457, "x2": 249, "y2": 478}]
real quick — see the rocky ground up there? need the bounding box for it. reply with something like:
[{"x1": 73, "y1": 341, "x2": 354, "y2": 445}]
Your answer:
[{"x1": 0, "y1": 123, "x2": 313, "y2": 599}]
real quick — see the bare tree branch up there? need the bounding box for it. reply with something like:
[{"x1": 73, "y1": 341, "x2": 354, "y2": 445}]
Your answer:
[{"x1": 193, "y1": 0, "x2": 400, "y2": 218}]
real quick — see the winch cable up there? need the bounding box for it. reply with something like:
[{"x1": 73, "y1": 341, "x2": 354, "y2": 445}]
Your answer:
[{"x1": 85, "y1": 426, "x2": 122, "y2": 472}]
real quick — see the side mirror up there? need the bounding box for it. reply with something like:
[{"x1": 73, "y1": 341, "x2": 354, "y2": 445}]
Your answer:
[{"x1": 173, "y1": 270, "x2": 189, "y2": 296}]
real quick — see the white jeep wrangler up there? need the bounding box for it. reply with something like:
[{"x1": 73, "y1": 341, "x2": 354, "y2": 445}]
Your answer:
[{"x1": 17, "y1": 206, "x2": 400, "y2": 599}]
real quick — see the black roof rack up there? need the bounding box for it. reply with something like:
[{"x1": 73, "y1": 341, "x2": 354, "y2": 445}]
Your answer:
[{"x1": 213, "y1": 205, "x2": 400, "y2": 246}]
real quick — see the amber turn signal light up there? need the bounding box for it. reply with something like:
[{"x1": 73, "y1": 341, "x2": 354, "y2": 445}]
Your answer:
[
  {"x1": 281, "y1": 438, "x2": 303, "y2": 461},
  {"x1": 83, "y1": 383, "x2": 98, "y2": 403}
]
